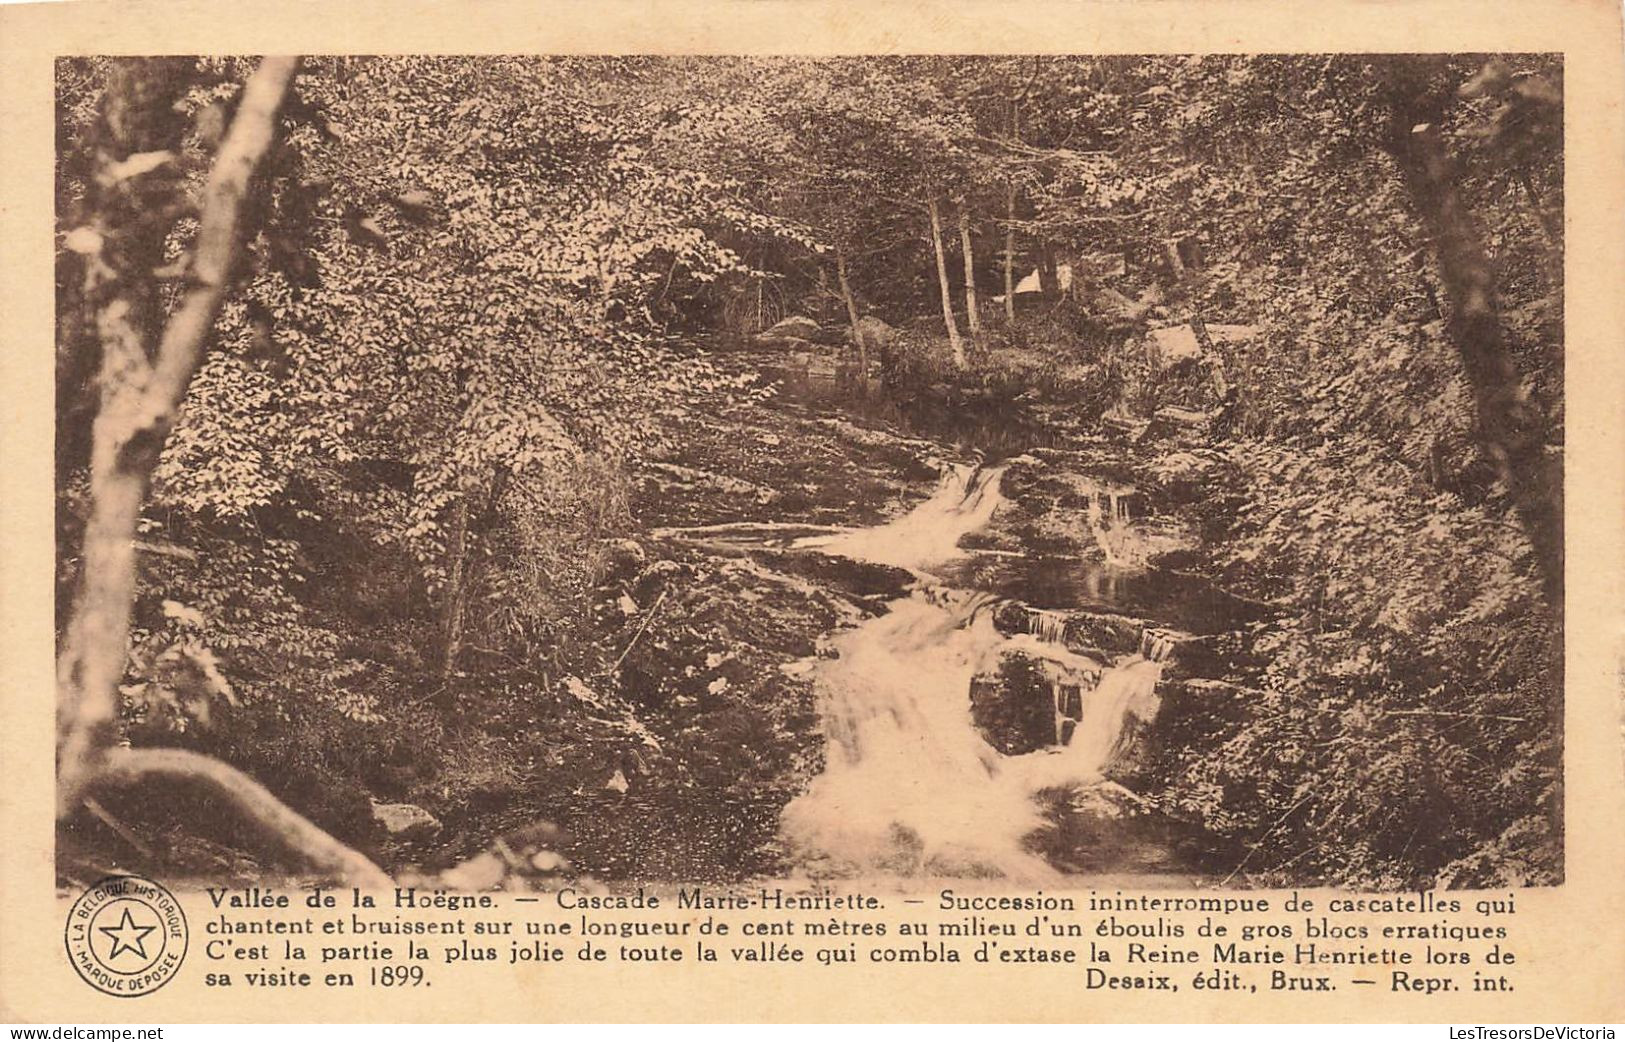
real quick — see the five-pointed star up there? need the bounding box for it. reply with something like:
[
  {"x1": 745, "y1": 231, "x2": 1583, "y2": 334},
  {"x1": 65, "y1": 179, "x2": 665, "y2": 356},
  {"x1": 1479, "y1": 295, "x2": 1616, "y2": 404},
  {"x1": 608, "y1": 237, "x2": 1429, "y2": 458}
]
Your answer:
[{"x1": 97, "y1": 907, "x2": 156, "y2": 961}]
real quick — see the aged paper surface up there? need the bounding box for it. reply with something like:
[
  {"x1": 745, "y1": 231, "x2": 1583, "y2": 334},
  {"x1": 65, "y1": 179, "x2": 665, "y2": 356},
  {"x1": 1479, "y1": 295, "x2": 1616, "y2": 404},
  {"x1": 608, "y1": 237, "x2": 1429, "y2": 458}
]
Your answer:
[{"x1": 2, "y1": 0, "x2": 1623, "y2": 1024}]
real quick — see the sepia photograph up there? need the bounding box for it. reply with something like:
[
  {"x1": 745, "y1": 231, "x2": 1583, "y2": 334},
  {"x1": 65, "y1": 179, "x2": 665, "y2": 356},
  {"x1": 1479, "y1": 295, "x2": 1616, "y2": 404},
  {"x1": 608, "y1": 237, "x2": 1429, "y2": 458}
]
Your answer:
[{"x1": 51, "y1": 52, "x2": 1565, "y2": 899}]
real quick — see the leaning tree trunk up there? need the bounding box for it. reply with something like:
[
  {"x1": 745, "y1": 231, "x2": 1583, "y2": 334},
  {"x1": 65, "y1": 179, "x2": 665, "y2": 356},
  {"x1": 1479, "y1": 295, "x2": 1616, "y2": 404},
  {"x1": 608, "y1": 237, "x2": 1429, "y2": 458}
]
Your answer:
[
  {"x1": 1003, "y1": 182, "x2": 1017, "y2": 323},
  {"x1": 53, "y1": 56, "x2": 393, "y2": 887},
  {"x1": 57, "y1": 57, "x2": 301, "y2": 812},
  {"x1": 1387, "y1": 98, "x2": 1563, "y2": 608},
  {"x1": 55, "y1": 57, "x2": 193, "y2": 810},
  {"x1": 959, "y1": 209, "x2": 983, "y2": 343},
  {"x1": 927, "y1": 195, "x2": 965, "y2": 365},
  {"x1": 52, "y1": 57, "x2": 584, "y2": 891},
  {"x1": 836, "y1": 246, "x2": 868, "y2": 394}
]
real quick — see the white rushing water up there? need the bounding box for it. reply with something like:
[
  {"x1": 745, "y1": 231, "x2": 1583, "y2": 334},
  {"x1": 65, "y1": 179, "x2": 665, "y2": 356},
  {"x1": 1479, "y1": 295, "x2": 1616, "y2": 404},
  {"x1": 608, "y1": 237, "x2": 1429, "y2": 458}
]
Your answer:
[
  {"x1": 781, "y1": 463, "x2": 1164, "y2": 880},
  {"x1": 791, "y1": 462, "x2": 1007, "y2": 573}
]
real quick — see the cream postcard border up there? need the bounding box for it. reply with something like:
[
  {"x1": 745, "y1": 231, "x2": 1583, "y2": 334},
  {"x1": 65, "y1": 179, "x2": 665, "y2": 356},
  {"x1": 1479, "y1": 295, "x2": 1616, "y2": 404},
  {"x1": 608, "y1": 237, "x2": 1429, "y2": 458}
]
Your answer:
[{"x1": 1, "y1": 0, "x2": 1620, "y2": 1023}]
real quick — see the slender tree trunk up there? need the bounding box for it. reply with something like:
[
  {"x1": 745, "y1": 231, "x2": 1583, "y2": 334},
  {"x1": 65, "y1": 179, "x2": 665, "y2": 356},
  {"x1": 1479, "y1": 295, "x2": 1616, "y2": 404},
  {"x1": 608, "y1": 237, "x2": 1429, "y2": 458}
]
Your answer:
[
  {"x1": 927, "y1": 195, "x2": 965, "y2": 365},
  {"x1": 1004, "y1": 183, "x2": 1017, "y2": 323},
  {"x1": 437, "y1": 465, "x2": 511, "y2": 703},
  {"x1": 438, "y1": 496, "x2": 470, "y2": 693},
  {"x1": 959, "y1": 209, "x2": 982, "y2": 343},
  {"x1": 1037, "y1": 240, "x2": 1059, "y2": 299},
  {"x1": 1004, "y1": 100, "x2": 1021, "y2": 323},
  {"x1": 1387, "y1": 96, "x2": 1563, "y2": 607},
  {"x1": 836, "y1": 246, "x2": 868, "y2": 394}
]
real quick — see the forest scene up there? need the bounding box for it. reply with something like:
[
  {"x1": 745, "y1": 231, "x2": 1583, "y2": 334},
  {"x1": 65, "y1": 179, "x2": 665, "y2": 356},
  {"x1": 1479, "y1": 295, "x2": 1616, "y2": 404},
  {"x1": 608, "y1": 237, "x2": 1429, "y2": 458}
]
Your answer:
[{"x1": 54, "y1": 54, "x2": 1563, "y2": 894}]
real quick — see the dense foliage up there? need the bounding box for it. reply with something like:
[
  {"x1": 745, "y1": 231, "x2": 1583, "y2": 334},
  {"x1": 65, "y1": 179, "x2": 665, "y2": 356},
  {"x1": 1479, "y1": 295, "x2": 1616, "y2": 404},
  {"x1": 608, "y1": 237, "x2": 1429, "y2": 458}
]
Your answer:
[{"x1": 56, "y1": 54, "x2": 1561, "y2": 887}]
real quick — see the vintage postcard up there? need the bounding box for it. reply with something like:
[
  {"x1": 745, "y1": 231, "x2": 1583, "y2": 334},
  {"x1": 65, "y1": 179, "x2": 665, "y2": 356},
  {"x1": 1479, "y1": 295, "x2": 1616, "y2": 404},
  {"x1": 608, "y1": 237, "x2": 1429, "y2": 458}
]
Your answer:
[{"x1": 1, "y1": 0, "x2": 1622, "y2": 1025}]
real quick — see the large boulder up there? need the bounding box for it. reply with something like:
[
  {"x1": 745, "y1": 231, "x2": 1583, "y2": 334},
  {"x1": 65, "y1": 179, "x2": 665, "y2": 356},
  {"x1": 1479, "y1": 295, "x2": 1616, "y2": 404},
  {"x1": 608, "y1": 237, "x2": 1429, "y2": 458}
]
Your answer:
[
  {"x1": 1207, "y1": 324, "x2": 1261, "y2": 345},
  {"x1": 990, "y1": 601, "x2": 1146, "y2": 657},
  {"x1": 748, "y1": 547, "x2": 914, "y2": 601},
  {"x1": 970, "y1": 652, "x2": 1069, "y2": 755},
  {"x1": 599, "y1": 537, "x2": 647, "y2": 583},
  {"x1": 1069, "y1": 779, "x2": 1155, "y2": 820},
  {"x1": 1144, "y1": 323, "x2": 1260, "y2": 373},
  {"x1": 371, "y1": 801, "x2": 441, "y2": 843},
  {"x1": 1145, "y1": 325, "x2": 1207, "y2": 371},
  {"x1": 1141, "y1": 405, "x2": 1214, "y2": 444},
  {"x1": 852, "y1": 315, "x2": 899, "y2": 352},
  {"x1": 1083, "y1": 286, "x2": 1157, "y2": 329},
  {"x1": 757, "y1": 315, "x2": 822, "y2": 342},
  {"x1": 969, "y1": 650, "x2": 1105, "y2": 755}
]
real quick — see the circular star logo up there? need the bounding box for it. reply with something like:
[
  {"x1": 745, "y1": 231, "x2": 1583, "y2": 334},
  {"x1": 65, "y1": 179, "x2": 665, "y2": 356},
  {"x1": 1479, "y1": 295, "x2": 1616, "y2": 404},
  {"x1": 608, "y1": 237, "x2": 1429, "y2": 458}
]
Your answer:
[
  {"x1": 98, "y1": 905, "x2": 159, "y2": 963},
  {"x1": 65, "y1": 875, "x2": 188, "y2": 996}
]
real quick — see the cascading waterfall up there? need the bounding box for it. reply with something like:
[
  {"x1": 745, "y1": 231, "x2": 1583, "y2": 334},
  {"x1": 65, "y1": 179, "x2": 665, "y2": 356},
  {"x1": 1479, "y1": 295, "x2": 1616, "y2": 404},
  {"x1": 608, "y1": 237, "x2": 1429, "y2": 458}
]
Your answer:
[
  {"x1": 1139, "y1": 627, "x2": 1179, "y2": 664},
  {"x1": 781, "y1": 591, "x2": 1054, "y2": 878},
  {"x1": 791, "y1": 461, "x2": 1006, "y2": 573},
  {"x1": 1083, "y1": 483, "x2": 1136, "y2": 566},
  {"x1": 1025, "y1": 608, "x2": 1070, "y2": 645},
  {"x1": 781, "y1": 462, "x2": 1165, "y2": 879},
  {"x1": 1022, "y1": 659, "x2": 1163, "y2": 787}
]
